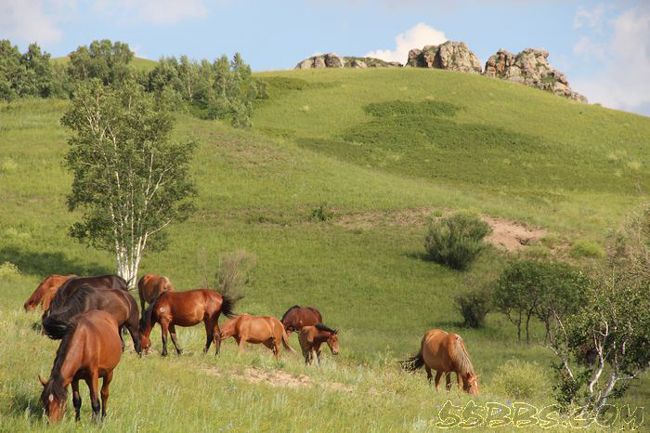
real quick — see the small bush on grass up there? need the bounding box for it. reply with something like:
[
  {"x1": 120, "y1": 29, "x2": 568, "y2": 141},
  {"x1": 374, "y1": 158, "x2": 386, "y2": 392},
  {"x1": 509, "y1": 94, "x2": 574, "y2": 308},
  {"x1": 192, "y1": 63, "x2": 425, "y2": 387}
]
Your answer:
[
  {"x1": 570, "y1": 238, "x2": 605, "y2": 259},
  {"x1": 454, "y1": 285, "x2": 492, "y2": 328},
  {"x1": 309, "y1": 204, "x2": 334, "y2": 222},
  {"x1": 0, "y1": 262, "x2": 20, "y2": 281},
  {"x1": 491, "y1": 359, "x2": 550, "y2": 400},
  {"x1": 424, "y1": 212, "x2": 491, "y2": 270},
  {"x1": 215, "y1": 250, "x2": 257, "y2": 303}
]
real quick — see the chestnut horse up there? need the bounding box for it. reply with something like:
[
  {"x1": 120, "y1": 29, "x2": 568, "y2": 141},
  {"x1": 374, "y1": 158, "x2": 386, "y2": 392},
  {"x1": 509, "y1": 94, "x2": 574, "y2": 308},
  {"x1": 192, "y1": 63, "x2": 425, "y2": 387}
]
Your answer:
[
  {"x1": 140, "y1": 289, "x2": 236, "y2": 356},
  {"x1": 24, "y1": 274, "x2": 75, "y2": 312},
  {"x1": 43, "y1": 279, "x2": 141, "y2": 354},
  {"x1": 219, "y1": 314, "x2": 296, "y2": 357},
  {"x1": 39, "y1": 310, "x2": 122, "y2": 422},
  {"x1": 298, "y1": 323, "x2": 339, "y2": 365},
  {"x1": 280, "y1": 305, "x2": 323, "y2": 337},
  {"x1": 402, "y1": 329, "x2": 480, "y2": 395},
  {"x1": 137, "y1": 274, "x2": 174, "y2": 315}
]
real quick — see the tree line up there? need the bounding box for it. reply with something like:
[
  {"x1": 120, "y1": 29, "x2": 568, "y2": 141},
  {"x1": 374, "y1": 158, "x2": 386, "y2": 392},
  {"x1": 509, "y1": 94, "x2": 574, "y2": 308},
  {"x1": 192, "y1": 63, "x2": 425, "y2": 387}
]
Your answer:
[{"x1": 0, "y1": 39, "x2": 266, "y2": 128}]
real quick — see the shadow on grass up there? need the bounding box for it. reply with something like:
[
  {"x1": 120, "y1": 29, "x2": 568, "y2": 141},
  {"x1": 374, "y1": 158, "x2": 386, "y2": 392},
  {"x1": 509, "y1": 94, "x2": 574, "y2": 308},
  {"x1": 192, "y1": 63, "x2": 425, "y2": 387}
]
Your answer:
[
  {"x1": 0, "y1": 245, "x2": 109, "y2": 277},
  {"x1": 9, "y1": 389, "x2": 42, "y2": 421},
  {"x1": 403, "y1": 251, "x2": 435, "y2": 263}
]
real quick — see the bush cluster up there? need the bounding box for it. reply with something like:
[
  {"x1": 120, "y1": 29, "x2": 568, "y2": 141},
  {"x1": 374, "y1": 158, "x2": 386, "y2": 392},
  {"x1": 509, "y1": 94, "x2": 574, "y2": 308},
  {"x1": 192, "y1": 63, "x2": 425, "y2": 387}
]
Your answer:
[{"x1": 424, "y1": 212, "x2": 491, "y2": 270}]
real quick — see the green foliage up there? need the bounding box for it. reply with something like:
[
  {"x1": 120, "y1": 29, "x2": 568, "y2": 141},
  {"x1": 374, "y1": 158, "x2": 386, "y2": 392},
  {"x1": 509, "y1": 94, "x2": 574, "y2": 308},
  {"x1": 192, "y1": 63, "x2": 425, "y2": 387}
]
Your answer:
[
  {"x1": 424, "y1": 212, "x2": 491, "y2": 270},
  {"x1": 214, "y1": 250, "x2": 256, "y2": 302},
  {"x1": 62, "y1": 79, "x2": 196, "y2": 280},
  {"x1": 363, "y1": 100, "x2": 461, "y2": 118},
  {"x1": 309, "y1": 204, "x2": 334, "y2": 222},
  {"x1": 454, "y1": 285, "x2": 492, "y2": 328},
  {"x1": 0, "y1": 262, "x2": 20, "y2": 281},
  {"x1": 0, "y1": 40, "x2": 60, "y2": 101},
  {"x1": 493, "y1": 259, "x2": 588, "y2": 344},
  {"x1": 570, "y1": 238, "x2": 605, "y2": 259},
  {"x1": 67, "y1": 39, "x2": 134, "y2": 88},
  {"x1": 491, "y1": 359, "x2": 550, "y2": 400}
]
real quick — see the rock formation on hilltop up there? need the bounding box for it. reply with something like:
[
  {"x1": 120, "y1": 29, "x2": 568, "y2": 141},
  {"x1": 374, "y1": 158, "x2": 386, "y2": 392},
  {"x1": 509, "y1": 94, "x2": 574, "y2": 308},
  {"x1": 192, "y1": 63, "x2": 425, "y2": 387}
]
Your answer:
[
  {"x1": 484, "y1": 48, "x2": 587, "y2": 103},
  {"x1": 295, "y1": 53, "x2": 402, "y2": 69},
  {"x1": 406, "y1": 41, "x2": 482, "y2": 74}
]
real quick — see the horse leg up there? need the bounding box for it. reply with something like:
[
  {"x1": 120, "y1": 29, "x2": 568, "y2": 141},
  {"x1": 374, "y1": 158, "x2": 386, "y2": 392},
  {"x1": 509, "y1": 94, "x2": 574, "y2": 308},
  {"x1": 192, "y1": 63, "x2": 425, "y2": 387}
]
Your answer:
[
  {"x1": 425, "y1": 366, "x2": 433, "y2": 383},
  {"x1": 119, "y1": 326, "x2": 125, "y2": 352},
  {"x1": 169, "y1": 324, "x2": 183, "y2": 355},
  {"x1": 203, "y1": 320, "x2": 213, "y2": 354},
  {"x1": 445, "y1": 372, "x2": 452, "y2": 391},
  {"x1": 100, "y1": 371, "x2": 113, "y2": 419},
  {"x1": 72, "y1": 379, "x2": 82, "y2": 422},
  {"x1": 434, "y1": 371, "x2": 442, "y2": 391},
  {"x1": 237, "y1": 337, "x2": 246, "y2": 355},
  {"x1": 160, "y1": 320, "x2": 170, "y2": 357},
  {"x1": 213, "y1": 314, "x2": 222, "y2": 356},
  {"x1": 87, "y1": 372, "x2": 101, "y2": 423},
  {"x1": 456, "y1": 372, "x2": 463, "y2": 391}
]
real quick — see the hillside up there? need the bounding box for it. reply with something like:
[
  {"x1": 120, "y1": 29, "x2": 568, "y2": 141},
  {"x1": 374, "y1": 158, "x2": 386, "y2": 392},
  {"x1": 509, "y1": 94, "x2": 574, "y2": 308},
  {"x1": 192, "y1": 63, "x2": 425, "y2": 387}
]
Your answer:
[{"x1": 1, "y1": 68, "x2": 648, "y2": 430}]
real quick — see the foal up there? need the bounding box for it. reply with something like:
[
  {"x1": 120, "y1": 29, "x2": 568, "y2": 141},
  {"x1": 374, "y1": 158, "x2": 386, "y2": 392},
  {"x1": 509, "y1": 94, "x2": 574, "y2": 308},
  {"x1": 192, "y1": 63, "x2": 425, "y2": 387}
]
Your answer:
[
  {"x1": 298, "y1": 323, "x2": 339, "y2": 365},
  {"x1": 39, "y1": 310, "x2": 122, "y2": 422},
  {"x1": 220, "y1": 314, "x2": 296, "y2": 357}
]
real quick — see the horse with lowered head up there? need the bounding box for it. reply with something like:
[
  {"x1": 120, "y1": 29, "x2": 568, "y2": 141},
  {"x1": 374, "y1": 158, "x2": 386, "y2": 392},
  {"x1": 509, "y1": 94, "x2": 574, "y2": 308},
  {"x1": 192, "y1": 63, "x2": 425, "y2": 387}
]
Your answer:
[
  {"x1": 402, "y1": 329, "x2": 479, "y2": 395},
  {"x1": 24, "y1": 274, "x2": 75, "y2": 312},
  {"x1": 219, "y1": 314, "x2": 296, "y2": 357},
  {"x1": 280, "y1": 305, "x2": 323, "y2": 337},
  {"x1": 140, "y1": 289, "x2": 237, "y2": 356},
  {"x1": 39, "y1": 310, "x2": 123, "y2": 423},
  {"x1": 43, "y1": 276, "x2": 141, "y2": 354}
]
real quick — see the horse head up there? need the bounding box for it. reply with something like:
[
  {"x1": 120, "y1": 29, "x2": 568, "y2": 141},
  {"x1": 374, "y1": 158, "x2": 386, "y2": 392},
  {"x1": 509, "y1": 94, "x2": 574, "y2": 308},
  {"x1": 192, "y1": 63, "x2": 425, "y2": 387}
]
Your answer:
[
  {"x1": 463, "y1": 373, "x2": 480, "y2": 395},
  {"x1": 39, "y1": 376, "x2": 67, "y2": 422},
  {"x1": 327, "y1": 330, "x2": 339, "y2": 355}
]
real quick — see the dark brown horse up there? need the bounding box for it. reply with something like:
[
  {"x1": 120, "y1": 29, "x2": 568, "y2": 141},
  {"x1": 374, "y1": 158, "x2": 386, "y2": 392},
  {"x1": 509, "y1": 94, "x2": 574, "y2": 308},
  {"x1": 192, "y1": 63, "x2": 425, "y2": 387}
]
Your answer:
[
  {"x1": 298, "y1": 323, "x2": 339, "y2": 365},
  {"x1": 219, "y1": 314, "x2": 296, "y2": 357},
  {"x1": 137, "y1": 274, "x2": 174, "y2": 316},
  {"x1": 43, "y1": 278, "x2": 141, "y2": 354},
  {"x1": 402, "y1": 329, "x2": 480, "y2": 395},
  {"x1": 24, "y1": 274, "x2": 75, "y2": 312},
  {"x1": 39, "y1": 310, "x2": 123, "y2": 423},
  {"x1": 281, "y1": 305, "x2": 323, "y2": 337},
  {"x1": 140, "y1": 289, "x2": 236, "y2": 356}
]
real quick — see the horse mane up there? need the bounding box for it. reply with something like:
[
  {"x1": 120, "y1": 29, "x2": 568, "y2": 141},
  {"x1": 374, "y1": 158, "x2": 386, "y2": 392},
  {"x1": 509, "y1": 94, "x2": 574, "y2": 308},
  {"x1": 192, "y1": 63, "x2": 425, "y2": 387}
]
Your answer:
[
  {"x1": 315, "y1": 323, "x2": 337, "y2": 334},
  {"x1": 42, "y1": 284, "x2": 95, "y2": 339},
  {"x1": 281, "y1": 305, "x2": 300, "y2": 322},
  {"x1": 42, "y1": 323, "x2": 78, "y2": 404},
  {"x1": 452, "y1": 335, "x2": 474, "y2": 376}
]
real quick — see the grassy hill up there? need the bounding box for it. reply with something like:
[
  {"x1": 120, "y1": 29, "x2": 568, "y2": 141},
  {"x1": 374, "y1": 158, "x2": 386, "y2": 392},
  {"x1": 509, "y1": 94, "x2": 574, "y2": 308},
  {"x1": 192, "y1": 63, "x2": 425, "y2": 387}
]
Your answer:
[{"x1": 0, "y1": 68, "x2": 648, "y2": 431}]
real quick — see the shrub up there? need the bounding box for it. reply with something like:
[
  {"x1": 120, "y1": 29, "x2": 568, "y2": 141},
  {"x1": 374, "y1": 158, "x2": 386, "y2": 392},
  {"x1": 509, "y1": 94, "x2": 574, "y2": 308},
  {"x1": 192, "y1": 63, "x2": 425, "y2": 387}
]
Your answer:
[
  {"x1": 215, "y1": 250, "x2": 256, "y2": 302},
  {"x1": 0, "y1": 262, "x2": 20, "y2": 281},
  {"x1": 570, "y1": 238, "x2": 605, "y2": 259},
  {"x1": 309, "y1": 205, "x2": 333, "y2": 222},
  {"x1": 424, "y1": 212, "x2": 491, "y2": 270},
  {"x1": 491, "y1": 359, "x2": 550, "y2": 400},
  {"x1": 454, "y1": 285, "x2": 492, "y2": 328}
]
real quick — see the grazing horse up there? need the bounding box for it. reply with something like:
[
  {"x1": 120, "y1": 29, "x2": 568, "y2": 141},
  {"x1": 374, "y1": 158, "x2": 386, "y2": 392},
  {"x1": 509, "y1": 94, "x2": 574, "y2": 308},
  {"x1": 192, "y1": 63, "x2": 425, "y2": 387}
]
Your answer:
[
  {"x1": 402, "y1": 329, "x2": 480, "y2": 395},
  {"x1": 39, "y1": 310, "x2": 122, "y2": 423},
  {"x1": 24, "y1": 274, "x2": 75, "y2": 312},
  {"x1": 280, "y1": 305, "x2": 323, "y2": 337},
  {"x1": 139, "y1": 289, "x2": 236, "y2": 356},
  {"x1": 43, "y1": 282, "x2": 141, "y2": 354},
  {"x1": 298, "y1": 323, "x2": 339, "y2": 365},
  {"x1": 219, "y1": 314, "x2": 296, "y2": 357},
  {"x1": 137, "y1": 274, "x2": 174, "y2": 315}
]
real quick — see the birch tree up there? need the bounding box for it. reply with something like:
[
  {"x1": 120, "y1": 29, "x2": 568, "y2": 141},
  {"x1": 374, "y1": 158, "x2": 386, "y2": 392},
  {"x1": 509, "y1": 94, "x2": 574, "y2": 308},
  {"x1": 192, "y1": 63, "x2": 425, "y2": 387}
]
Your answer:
[{"x1": 62, "y1": 79, "x2": 196, "y2": 287}]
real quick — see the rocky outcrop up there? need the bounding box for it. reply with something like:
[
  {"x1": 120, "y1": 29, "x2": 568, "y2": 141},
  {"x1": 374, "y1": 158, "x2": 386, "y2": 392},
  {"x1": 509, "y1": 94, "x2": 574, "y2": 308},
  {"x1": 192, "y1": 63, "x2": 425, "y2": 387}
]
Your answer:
[
  {"x1": 484, "y1": 48, "x2": 587, "y2": 103},
  {"x1": 295, "y1": 53, "x2": 402, "y2": 69},
  {"x1": 406, "y1": 41, "x2": 482, "y2": 74}
]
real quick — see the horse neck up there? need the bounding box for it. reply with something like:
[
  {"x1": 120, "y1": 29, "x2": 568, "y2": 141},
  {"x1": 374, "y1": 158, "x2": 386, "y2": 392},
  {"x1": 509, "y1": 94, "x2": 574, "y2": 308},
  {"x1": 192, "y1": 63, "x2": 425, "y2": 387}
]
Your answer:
[
  {"x1": 50, "y1": 333, "x2": 81, "y2": 387},
  {"x1": 314, "y1": 331, "x2": 332, "y2": 343},
  {"x1": 219, "y1": 319, "x2": 236, "y2": 338},
  {"x1": 452, "y1": 338, "x2": 474, "y2": 377}
]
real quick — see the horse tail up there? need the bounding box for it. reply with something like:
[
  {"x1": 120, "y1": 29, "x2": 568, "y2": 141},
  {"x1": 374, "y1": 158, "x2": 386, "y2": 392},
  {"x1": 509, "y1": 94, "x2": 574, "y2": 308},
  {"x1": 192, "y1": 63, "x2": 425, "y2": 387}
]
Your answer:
[
  {"x1": 401, "y1": 350, "x2": 425, "y2": 372},
  {"x1": 124, "y1": 276, "x2": 135, "y2": 291},
  {"x1": 220, "y1": 293, "x2": 238, "y2": 319},
  {"x1": 452, "y1": 335, "x2": 474, "y2": 376},
  {"x1": 280, "y1": 305, "x2": 300, "y2": 323},
  {"x1": 42, "y1": 284, "x2": 94, "y2": 340},
  {"x1": 281, "y1": 328, "x2": 297, "y2": 354}
]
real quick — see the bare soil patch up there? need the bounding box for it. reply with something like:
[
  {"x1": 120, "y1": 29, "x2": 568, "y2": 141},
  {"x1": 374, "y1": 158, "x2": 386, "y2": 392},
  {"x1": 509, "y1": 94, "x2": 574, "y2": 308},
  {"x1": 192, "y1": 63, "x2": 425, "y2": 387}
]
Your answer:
[{"x1": 204, "y1": 366, "x2": 353, "y2": 392}]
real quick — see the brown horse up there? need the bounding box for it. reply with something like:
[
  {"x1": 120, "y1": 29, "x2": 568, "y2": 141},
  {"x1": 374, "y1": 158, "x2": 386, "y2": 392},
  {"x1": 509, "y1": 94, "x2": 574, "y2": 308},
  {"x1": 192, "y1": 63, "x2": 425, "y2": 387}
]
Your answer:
[
  {"x1": 219, "y1": 314, "x2": 296, "y2": 357},
  {"x1": 280, "y1": 305, "x2": 323, "y2": 337},
  {"x1": 39, "y1": 310, "x2": 122, "y2": 423},
  {"x1": 140, "y1": 289, "x2": 236, "y2": 356},
  {"x1": 298, "y1": 324, "x2": 339, "y2": 365},
  {"x1": 43, "y1": 281, "x2": 141, "y2": 354},
  {"x1": 402, "y1": 329, "x2": 480, "y2": 395},
  {"x1": 24, "y1": 274, "x2": 75, "y2": 312},
  {"x1": 137, "y1": 274, "x2": 174, "y2": 315}
]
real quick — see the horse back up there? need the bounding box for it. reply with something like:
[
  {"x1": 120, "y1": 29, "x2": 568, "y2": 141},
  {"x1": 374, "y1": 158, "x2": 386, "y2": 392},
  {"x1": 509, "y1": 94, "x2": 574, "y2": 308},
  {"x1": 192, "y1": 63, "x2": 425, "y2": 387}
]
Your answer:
[{"x1": 77, "y1": 311, "x2": 122, "y2": 369}]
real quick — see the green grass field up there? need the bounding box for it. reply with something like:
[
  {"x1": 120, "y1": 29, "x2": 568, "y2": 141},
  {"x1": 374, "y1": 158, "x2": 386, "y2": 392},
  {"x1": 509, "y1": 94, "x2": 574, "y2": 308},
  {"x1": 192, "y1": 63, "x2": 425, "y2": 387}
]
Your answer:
[{"x1": 1, "y1": 68, "x2": 648, "y2": 431}]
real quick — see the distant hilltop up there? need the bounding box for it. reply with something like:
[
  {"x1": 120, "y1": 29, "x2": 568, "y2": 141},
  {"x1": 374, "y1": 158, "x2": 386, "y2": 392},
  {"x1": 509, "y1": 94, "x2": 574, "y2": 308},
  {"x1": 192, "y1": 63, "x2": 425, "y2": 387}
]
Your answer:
[{"x1": 295, "y1": 41, "x2": 587, "y2": 103}]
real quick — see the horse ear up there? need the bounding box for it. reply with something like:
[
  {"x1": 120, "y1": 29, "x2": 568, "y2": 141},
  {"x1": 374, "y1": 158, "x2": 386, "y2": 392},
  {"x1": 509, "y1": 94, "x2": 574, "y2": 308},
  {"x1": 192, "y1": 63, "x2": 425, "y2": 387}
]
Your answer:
[{"x1": 38, "y1": 375, "x2": 47, "y2": 387}]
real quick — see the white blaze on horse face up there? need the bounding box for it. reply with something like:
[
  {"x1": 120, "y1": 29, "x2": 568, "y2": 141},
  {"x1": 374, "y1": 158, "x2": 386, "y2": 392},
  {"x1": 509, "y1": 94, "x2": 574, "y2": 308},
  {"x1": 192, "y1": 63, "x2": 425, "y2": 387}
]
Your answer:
[
  {"x1": 159, "y1": 307, "x2": 165, "y2": 313},
  {"x1": 49, "y1": 394, "x2": 54, "y2": 402}
]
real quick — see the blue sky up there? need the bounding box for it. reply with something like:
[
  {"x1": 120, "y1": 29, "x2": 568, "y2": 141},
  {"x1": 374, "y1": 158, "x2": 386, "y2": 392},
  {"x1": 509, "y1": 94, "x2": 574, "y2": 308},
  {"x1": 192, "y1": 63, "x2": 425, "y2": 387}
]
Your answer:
[{"x1": 2, "y1": 0, "x2": 649, "y2": 115}]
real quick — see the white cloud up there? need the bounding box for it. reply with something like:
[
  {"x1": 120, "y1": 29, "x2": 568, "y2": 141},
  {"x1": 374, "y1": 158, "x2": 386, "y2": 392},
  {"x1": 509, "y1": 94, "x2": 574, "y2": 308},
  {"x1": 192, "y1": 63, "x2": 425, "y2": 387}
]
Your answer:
[
  {"x1": 0, "y1": 0, "x2": 64, "y2": 44},
  {"x1": 92, "y1": 0, "x2": 208, "y2": 24},
  {"x1": 365, "y1": 23, "x2": 447, "y2": 64},
  {"x1": 573, "y1": 35, "x2": 606, "y2": 60},
  {"x1": 574, "y1": 3, "x2": 606, "y2": 29},
  {"x1": 572, "y1": 5, "x2": 650, "y2": 115}
]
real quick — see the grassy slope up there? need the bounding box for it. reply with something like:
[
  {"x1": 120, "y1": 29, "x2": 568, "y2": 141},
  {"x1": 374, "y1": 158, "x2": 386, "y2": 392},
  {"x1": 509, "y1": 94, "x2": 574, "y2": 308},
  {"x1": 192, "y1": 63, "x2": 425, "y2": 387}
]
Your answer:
[{"x1": 1, "y1": 68, "x2": 649, "y2": 431}]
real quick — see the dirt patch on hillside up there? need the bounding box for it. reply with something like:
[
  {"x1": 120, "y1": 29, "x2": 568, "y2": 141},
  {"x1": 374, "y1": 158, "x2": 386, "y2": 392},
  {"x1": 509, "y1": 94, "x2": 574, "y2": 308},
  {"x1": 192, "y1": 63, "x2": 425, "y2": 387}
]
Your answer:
[
  {"x1": 335, "y1": 208, "x2": 547, "y2": 252},
  {"x1": 204, "y1": 367, "x2": 353, "y2": 392}
]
